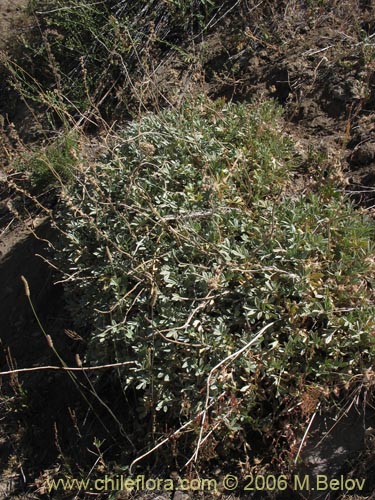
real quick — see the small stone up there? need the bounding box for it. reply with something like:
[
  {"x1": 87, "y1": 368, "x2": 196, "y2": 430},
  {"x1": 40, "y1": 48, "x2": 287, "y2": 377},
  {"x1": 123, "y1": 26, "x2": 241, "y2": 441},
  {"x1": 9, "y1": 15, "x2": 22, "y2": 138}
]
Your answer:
[
  {"x1": 174, "y1": 491, "x2": 191, "y2": 500},
  {"x1": 351, "y1": 142, "x2": 375, "y2": 167}
]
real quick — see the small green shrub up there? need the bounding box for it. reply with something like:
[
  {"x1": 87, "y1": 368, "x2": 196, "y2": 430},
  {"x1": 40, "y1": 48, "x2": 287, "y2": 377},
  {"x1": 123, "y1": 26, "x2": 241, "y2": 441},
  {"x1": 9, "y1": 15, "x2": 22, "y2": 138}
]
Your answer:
[
  {"x1": 55, "y1": 98, "x2": 375, "y2": 464},
  {"x1": 18, "y1": 133, "x2": 79, "y2": 189}
]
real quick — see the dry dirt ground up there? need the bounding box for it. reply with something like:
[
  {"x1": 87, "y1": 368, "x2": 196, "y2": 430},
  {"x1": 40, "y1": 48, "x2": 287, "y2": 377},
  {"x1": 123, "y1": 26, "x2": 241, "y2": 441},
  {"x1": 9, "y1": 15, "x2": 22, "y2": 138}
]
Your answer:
[
  {"x1": 1, "y1": 4, "x2": 79, "y2": 498},
  {"x1": 0, "y1": 0, "x2": 29, "y2": 50},
  {"x1": 1, "y1": 1, "x2": 375, "y2": 499}
]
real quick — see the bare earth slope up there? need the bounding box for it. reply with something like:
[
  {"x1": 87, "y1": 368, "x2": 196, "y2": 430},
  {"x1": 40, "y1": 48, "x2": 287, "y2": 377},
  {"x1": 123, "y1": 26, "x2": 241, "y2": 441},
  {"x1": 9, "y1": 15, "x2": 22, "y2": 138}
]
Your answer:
[{"x1": 0, "y1": 0, "x2": 27, "y2": 48}]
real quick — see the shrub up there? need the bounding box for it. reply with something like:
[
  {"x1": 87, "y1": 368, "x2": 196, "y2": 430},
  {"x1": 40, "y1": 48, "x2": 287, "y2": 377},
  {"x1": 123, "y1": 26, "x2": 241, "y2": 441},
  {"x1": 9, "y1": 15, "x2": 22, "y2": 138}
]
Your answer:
[
  {"x1": 5, "y1": 0, "x2": 228, "y2": 120},
  {"x1": 54, "y1": 98, "x2": 375, "y2": 465},
  {"x1": 16, "y1": 132, "x2": 79, "y2": 189}
]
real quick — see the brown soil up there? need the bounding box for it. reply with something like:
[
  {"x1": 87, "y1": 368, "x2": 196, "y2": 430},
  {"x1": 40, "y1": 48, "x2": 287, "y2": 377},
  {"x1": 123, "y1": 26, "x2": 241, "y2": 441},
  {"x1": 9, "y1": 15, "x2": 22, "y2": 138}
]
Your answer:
[
  {"x1": 0, "y1": 212, "x2": 79, "y2": 494},
  {"x1": 152, "y1": 1, "x2": 375, "y2": 206},
  {"x1": 0, "y1": 0, "x2": 28, "y2": 49}
]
